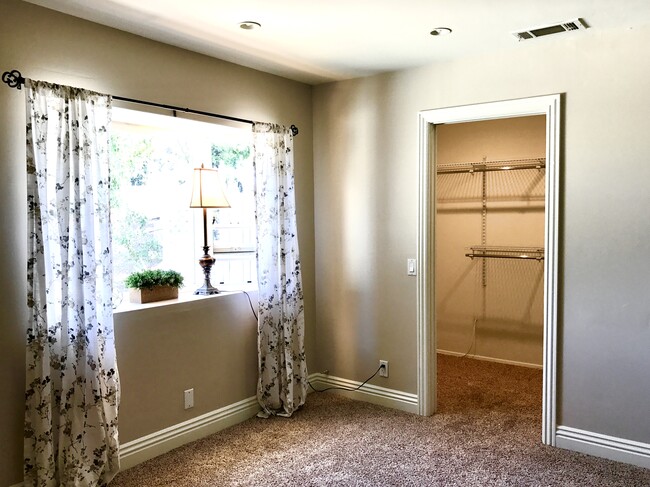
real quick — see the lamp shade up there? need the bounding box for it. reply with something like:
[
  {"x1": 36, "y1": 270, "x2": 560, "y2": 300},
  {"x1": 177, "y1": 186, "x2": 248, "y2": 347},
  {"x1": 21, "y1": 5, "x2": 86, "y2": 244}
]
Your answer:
[{"x1": 189, "y1": 165, "x2": 231, "y2": 208}]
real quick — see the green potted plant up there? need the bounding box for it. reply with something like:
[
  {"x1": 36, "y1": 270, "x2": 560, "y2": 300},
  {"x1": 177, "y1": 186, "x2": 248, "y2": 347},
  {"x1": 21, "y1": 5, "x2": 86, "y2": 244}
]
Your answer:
[{"x1": 125, "y1": 269, "x2": 184, "y2": 304}]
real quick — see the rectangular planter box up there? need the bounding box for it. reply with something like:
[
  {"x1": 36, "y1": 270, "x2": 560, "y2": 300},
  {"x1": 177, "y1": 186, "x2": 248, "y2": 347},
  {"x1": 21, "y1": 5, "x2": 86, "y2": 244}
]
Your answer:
[{"x1": 129, "y1": 286, "x2": 179, "y2": 304}]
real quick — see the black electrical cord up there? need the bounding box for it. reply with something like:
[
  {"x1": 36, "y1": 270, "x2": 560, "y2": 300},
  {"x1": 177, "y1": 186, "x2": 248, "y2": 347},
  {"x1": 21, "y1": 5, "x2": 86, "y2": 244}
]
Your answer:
[
  {"x1": 236, "y1": 289, "x2": 383, "y2": 394},
  {"x1": 239, "y1": 290, "x2": 258, "y2": 321},
  {"x1": 308, "y1": 365, "x2": 383, "y2": 393},
  {"x1": 459, "y1": 317, "x2": 478, "y2": 358}
]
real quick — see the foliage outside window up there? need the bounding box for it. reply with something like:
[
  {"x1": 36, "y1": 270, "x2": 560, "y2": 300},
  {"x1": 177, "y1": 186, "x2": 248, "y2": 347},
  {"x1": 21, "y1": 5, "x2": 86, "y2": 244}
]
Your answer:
[{"x1": 110, "y1": 108, "x2": 255, "y2": 304}]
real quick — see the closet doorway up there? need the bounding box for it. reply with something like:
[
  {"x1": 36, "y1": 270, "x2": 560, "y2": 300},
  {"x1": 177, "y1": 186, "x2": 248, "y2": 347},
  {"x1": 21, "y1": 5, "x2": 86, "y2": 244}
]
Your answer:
[
  {"x1": 436, "y1": 116, "x2": 545, "y2": 365},
  {"x1": 416, "y1": 95, "x2": 560, "y2": 446}
]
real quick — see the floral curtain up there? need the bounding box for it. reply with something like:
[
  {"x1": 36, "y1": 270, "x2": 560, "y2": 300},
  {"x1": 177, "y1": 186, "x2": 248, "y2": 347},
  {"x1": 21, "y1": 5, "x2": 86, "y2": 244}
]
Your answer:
[
  {"x1": 24, "y1": 80, "x2": 120, "y2": 486},
  {"x1": 252, "y1": 122, "x2": 308, "y2": 417}
]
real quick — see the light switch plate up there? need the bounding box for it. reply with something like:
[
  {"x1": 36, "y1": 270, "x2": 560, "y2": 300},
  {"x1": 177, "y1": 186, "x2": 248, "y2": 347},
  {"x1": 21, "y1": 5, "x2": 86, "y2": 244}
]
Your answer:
[{"x1": 407, "y1": 258, "x2": 417, "y2": 276}]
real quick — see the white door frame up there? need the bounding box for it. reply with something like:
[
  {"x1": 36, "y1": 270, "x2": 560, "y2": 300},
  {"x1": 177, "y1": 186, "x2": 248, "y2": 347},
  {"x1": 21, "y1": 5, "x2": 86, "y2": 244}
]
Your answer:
[{"x1": 416, "y1": 94, "x2": 561, "y2": 446}]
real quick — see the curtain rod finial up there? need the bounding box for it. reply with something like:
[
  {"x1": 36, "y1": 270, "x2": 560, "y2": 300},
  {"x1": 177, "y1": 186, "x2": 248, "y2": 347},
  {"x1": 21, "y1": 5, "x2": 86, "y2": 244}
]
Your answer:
[
  {"x1": 290, "y1": 124, "x2": 299, "y2": 136},
  {"x1": 2, "y1": 69, "x2": 25, "y2": 90}
]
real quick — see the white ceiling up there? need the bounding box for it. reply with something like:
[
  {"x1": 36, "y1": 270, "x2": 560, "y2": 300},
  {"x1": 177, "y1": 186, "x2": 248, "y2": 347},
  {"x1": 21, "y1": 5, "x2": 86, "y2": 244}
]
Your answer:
[{"x1": 23, "y1": 0, "x2": 650, "y2": 85}]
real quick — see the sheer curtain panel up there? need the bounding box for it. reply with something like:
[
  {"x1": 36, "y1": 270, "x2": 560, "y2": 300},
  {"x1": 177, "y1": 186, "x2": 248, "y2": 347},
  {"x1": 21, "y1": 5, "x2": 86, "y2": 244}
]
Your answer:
[
  {"x1": 253, "y1": 122, "x2": 308, "y2": 417},
  {"x1": 24, "y1": 80, "x2": 120, "y2": 486}
]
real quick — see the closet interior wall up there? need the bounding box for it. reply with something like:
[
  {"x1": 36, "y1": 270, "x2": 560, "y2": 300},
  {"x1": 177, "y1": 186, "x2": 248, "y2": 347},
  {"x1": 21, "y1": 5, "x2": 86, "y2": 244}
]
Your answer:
[{"x1": 436, "y1": 116, "x2": 546, "y2": 367}]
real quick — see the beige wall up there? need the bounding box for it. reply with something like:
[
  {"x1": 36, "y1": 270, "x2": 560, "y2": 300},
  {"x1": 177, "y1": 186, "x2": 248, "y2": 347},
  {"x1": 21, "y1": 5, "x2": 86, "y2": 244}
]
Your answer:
[
  {"x1": 313, "y1": 24, "x2": 650, "y2": 445},
  {"x1": 114, "y1": 294, "x2": 259, "y2": 442},
  {"x1": 0, "y1": 1, "x2": 314, "y2": 484},
  {"x1": 436, "y1": 117, "x2": 546, "y2": 366}
]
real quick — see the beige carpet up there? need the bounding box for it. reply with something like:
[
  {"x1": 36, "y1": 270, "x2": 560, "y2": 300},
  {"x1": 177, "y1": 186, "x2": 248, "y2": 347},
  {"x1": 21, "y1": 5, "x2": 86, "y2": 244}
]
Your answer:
[{"x1": 110, "y1": 355, "x2": 650, "y2": 486}]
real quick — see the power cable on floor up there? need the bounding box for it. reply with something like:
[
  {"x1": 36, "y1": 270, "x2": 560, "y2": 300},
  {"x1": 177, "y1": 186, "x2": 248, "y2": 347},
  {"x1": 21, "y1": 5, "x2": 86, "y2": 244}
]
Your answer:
[
  {"x1": 235, "y1": 289, "x2": 382, "y2": 394},
  {"x1": 309, "y1": 365, "x2": 383, "y2": 393}
]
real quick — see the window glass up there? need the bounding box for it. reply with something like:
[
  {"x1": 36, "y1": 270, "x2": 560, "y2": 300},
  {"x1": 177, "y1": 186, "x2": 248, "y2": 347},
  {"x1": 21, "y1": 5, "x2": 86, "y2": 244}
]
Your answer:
[{"x1": 110, "y1": 108, "x2": 255, "y2": 303}]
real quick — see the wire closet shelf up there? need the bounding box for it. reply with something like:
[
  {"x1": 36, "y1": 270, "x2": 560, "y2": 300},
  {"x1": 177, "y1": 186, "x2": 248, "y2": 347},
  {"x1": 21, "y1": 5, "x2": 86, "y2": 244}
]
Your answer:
[
  {"x1": 436, "y1": 157, "x2": 546, "y2": 264},
  {"x1": 465, "y1": 246, "x2": 545, "y2": 261},
  {"x1": 436, "y1": 157, "x2": 545, "y2": 174}
]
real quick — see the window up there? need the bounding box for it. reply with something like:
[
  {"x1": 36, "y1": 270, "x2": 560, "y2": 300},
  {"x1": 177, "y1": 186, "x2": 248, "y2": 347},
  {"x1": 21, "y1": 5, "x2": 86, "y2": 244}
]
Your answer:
[{"x1": 110, "y1": 108, "x2": 255, "y2": 303}]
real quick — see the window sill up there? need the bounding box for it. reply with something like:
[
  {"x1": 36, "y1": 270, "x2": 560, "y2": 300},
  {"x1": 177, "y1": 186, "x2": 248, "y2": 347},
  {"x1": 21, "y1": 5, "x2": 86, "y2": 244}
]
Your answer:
[{"x1": 114, "y1": 285, "x2": 257, "y2": 316}]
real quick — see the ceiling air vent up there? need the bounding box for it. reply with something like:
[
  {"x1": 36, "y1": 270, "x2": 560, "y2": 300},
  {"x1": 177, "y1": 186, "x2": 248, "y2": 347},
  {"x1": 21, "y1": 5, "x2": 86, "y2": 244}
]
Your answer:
[{"x1": 513, "y1": 18, "x2": 588, "y2": 41}]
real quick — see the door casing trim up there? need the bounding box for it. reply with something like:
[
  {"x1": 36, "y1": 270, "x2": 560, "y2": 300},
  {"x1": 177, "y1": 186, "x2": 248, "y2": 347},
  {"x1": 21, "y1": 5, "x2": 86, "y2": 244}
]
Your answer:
[{"x1": 416, "y1": 94, "x2": 561, "y2": 446}]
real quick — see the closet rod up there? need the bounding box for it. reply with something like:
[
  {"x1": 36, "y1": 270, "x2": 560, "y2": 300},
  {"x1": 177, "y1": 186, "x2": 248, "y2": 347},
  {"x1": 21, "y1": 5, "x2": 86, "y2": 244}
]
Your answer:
[
  {"x1": 2, "y1": 69, "x2": 299, "y2": 136},
  {"x1": 437, "y1": 158, "x2": 544, "y2": 174}
]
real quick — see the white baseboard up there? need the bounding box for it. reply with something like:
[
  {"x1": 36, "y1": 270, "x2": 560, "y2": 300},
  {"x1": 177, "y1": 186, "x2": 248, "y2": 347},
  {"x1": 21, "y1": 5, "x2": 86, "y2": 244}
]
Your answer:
[
  {"x1": 119, "y1": 395, "x2": 260, "y2": 470},
  {"x1": 7, "y1": 396, "x2": 258, "y2": 487},
  {"x1": 308, "y1": 373, "x2": 419, "y2": 414},
  {"x1": 556, "y1": 425, "x2": 650, "y2": 469},
  {"x1": 437, "y1": 349, "x2": 543, "y2": 369}
]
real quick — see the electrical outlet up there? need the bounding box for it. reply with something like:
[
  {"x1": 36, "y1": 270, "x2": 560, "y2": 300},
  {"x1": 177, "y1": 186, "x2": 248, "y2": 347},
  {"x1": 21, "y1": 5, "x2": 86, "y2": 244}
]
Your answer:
[
  {"x1": 184, "y1": 388, "x2": 194, "y2": 409},
  {"x1": 379, "y1": 360, "x2": 389, "y2": 378}
]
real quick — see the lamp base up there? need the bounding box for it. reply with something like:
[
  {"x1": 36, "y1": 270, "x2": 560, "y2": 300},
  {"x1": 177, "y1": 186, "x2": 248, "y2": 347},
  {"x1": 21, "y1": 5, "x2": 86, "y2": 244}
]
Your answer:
[
  {"x1": 195, "y1": 245, "x2": 220, "y2": 295},
  {"x1": 194, "y1": 284, "x2": 220, "y2": 296}
]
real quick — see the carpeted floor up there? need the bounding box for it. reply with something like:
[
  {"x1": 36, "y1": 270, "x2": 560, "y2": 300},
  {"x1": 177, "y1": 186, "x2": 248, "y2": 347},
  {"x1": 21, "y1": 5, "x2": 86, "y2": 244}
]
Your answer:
[{"x1": 110, "y1": 355, "x2": 650, "y2": 486}]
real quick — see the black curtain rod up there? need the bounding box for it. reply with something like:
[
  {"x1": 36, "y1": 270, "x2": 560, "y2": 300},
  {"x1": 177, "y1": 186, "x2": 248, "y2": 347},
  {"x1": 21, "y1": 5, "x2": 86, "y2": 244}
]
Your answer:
[{"x1": 2, "y1": 69, "x2": 299, "y2": 136}]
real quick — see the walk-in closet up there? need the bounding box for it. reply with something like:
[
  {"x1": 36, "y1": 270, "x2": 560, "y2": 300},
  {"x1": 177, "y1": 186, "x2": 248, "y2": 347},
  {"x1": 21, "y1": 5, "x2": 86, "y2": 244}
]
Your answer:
[{"x1": 435, "y1": 116, "x2": 546, "y2": 415}]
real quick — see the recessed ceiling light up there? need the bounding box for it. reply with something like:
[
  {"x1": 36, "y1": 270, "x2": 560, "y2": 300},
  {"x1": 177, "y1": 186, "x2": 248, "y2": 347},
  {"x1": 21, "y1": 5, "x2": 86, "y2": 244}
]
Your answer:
[
  {"x1": 430, "y1": 27, "x2": 452, "y2": 36},
  {"x1": 239, "y1": 21, "x2": 261, "y2": 31}
]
